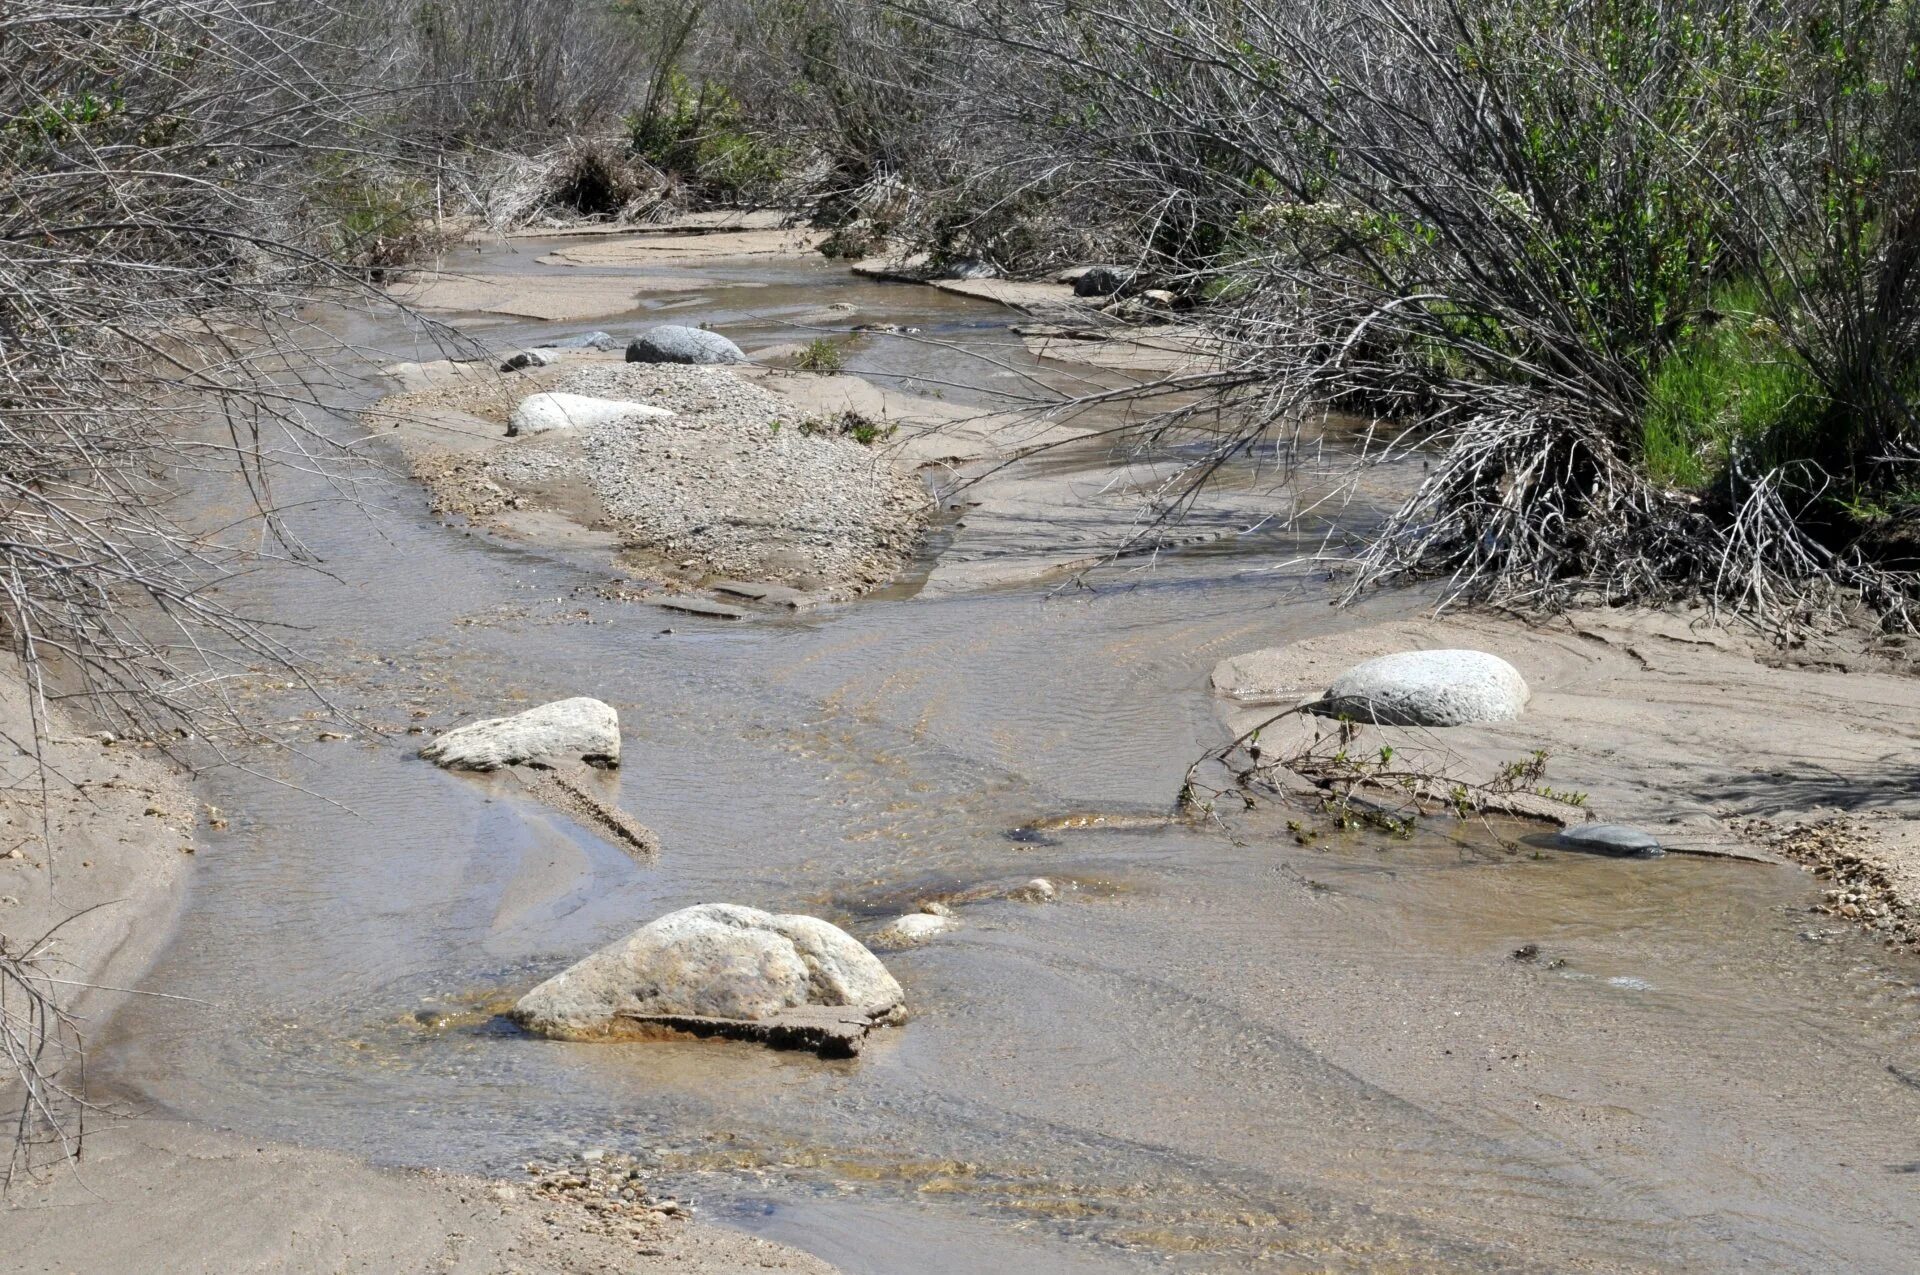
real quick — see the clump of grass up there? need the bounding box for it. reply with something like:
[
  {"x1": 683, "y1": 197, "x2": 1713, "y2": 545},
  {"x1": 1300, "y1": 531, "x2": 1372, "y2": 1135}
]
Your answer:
[
  {"x1": 800, "y1": 410, "x2": 895, "y2": 445},
  {"x1": 1642, "y1": 286, "x2": 1827, "y2": 490},
  {"x1": 795, "y1": 338, "x2": 846, "y2": 374}
]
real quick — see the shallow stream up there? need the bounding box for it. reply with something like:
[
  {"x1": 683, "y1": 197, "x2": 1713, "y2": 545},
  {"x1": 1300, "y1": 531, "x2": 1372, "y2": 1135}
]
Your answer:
[{"x1": 102, "y1": 238, "x2": 1920, "y2": 1272}]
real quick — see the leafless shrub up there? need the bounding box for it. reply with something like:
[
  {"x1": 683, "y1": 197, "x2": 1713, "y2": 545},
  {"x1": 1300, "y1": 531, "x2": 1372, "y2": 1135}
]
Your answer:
[
  {"x1": 0, "y1": 0, "x2": 411, "y2": 1174},
  {"x1": 1, "y1": 916, "x2": 94, "y2": 1186},
  {"x1": 855, "y1": 0, "x2": 1920, "y2": 633},
  {"x1": 367, "y1": 0, "x2": 657, "y2": 148},
  {"x1": 1180, "y1": 703, "x2": 1589, "y2": 844}
]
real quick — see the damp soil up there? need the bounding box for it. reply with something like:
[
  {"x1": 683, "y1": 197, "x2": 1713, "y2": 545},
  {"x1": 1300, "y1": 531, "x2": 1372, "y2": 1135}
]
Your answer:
[{"x1": 96, "y1": 236, "x2": 1920, "y2": 1274}]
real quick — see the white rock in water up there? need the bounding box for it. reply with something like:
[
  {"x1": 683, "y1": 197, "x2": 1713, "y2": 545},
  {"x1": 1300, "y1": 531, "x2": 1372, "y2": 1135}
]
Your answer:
[
  {"x1": 507, "y1": 392, "x2": 675, "y2": 437},
  {"x1": 1010, "y1": 877, "x2": 1058, "y2": 903},
  {"x1": 419, "y1": 697, "x2": 620, "y2": 771},
  {"x1": 1313, "y1": 649, "x2": 1529, "y2": 726},
  {"x1": 512, "y1": 903, "x2": 903, "y2": 1038},
  {"x1": 873, "y1": 911, "x2": 959, "y2": 946}
]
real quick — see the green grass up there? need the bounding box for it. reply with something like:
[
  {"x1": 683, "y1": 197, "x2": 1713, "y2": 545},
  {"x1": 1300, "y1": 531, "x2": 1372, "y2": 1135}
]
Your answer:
[
  {"x1": 795, "y1": 338, "x2": 845, "y2": 374},
  {"x1": 1642, "y1": 285, "x2": 1826, "y2": 489},
  {"x1": 800, "y1": 409, "x2": 895, "y2": 445}
]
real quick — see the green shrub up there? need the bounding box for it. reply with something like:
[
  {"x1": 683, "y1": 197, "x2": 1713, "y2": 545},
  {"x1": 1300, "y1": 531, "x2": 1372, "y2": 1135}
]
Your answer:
[
  {"x1": 307, "y1": 158, "x2": 437, "y2": 269},
  {"x1": 628, "y1": 72, "x2": 787, "y2": 200}
]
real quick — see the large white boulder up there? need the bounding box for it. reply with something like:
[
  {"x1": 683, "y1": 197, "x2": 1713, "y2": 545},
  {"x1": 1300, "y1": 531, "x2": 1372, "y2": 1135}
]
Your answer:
[
  {"x1": 419, "y1": 697, "x2": 620, "y2": 771},
  {"x1": 507, "y1": 392, "x2": 675, "y2": 437},
  {"x1": 512, "y1": 903, "x2": 904, "y2": 1039},
  {"x1": 1312, "y1": 649, "x2": 1529, "y2": 727}
]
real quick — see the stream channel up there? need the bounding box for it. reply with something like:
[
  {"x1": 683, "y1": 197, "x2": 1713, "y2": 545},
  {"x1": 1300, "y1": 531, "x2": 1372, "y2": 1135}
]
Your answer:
[{"x1": 99, "y1": 236, "x2": 1920, "y2": 1273}]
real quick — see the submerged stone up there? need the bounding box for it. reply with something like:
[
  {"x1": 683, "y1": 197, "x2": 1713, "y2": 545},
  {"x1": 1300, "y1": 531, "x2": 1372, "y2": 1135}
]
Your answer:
[
  {"x1": 872, "y1": 911, "x2": 959, "y2": 947},
  {"x1": 537, "y1": 331, "x2": 620, "y2": 351},
  {"x1": 1556, "y1": 823, "x2": 1665, "y2": 858},
  {"x1": 419, "y1": 697, "x2": 619, "y2": 771}
]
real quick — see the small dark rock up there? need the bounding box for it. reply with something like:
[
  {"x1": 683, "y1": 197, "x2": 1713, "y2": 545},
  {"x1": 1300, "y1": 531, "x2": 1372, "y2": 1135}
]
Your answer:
[
  {"x1": 1074, "y1": 265, "x2": 1136, "y2": 297},
  {"x1": 499, "y1": 348, "x2": 559, "y2": 372}
]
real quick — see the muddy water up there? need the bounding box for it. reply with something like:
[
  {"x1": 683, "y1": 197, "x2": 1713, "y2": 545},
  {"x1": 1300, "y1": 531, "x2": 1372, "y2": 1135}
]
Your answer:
[{"x1": 104, "y1": 240, "x2": 1920, "y2": 1273}]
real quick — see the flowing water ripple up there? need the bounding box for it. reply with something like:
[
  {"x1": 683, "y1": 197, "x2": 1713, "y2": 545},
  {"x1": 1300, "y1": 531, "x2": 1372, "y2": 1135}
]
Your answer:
[{"x1": 96, "y1": 247, "x2": 1920, "y2": 1274}]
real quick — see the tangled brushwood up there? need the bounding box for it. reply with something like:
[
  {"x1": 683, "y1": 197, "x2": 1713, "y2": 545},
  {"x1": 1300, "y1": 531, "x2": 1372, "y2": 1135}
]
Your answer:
[
  {"x1": 0, "y1": 0, "x2": 407, "y2": 1173},
  {"x1": 1180, "y1": 706, "x2": 1589, "y2": 843},
  {"x1": 806, "y1": 0, "x2": 1920, "y2": 633},
  {"x1": 0, "y1": 920, "x2": 89, "y2": 1185},
  {"x1": 1, "y1": 0, "x2": 380, "y2": 743}
]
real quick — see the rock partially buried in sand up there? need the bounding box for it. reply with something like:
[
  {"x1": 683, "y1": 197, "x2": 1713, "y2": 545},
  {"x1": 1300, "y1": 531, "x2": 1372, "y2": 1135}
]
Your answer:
[
  {"x1": 1556, "y1": 823, "x2": 1665, "y2": 858},
  {"x1": 537, "y1": 330, "x2": 620, "y2": 352},
  {"x1": 419, "y1": 697, "x2": 620, "y2": 771},
  {"x1": 872, "y1": 911, "x2": 959, "y2": 947},
  {"x1": 507, "y1": 392, "x2": 676, "y2": 437},
  {"x1": 512, "y1": 904, "x2": 904, "y2": 1055},
  {"x1": 1312, "y1": 649, "x2": 1529, "y2": 727},
  {"x1": 624, "y1": 325, "x2": 748, "y2": 366},
  {"x1": 499, "y1": 348, "x2": 560, "y2": 372},
  {"x1": 1073, "y1": 265, "x2": 1135, "y2": 297},
  {"x1": 1009, "y1": 877, "x2": 1058, "y2": 903}
]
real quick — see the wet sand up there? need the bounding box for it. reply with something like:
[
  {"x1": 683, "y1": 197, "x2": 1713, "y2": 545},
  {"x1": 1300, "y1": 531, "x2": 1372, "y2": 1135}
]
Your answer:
[{"x1": 23, "y1": 225, "x2": 1920, "y2": 1273}]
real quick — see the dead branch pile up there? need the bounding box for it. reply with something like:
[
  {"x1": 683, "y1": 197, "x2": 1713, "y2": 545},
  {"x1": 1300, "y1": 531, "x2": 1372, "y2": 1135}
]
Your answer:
[
  {"x1": 825, "y1": 0, "x2": 1920, "y2": 634},
  {"x1": 1181, "y1": 705, "x2": 1590, "y2": 841}
]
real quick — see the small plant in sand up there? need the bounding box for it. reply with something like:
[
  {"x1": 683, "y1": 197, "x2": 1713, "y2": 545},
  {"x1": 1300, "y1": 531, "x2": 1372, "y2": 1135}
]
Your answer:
[
  {"x1": 800, "y1": 410, "x2": 896, "y2": 447},
  {"x1": 795, "y1": 338, "x2": 847, "y2": 374},
  {"x1": 1180, "y1": 708, "x2": 1589, "y2": 845}
]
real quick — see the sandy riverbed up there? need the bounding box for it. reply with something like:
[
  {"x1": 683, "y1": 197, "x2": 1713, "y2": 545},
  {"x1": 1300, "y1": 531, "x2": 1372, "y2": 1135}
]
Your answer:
[
  {"x1": 379, "y1": 223, "x2": 1920, "y2": 947},
  {"x1": 1, "y1": 244, "x2": 845, "y2": 1272},
  {"x1": 0, "y1": 668, "x2": 838, "y2": 1272},
  {"x1": 14, "y1": 219, "x2": 1920, "y2": 1273},
  {"x1": 1209, "y1": 607, "x2": 1920, "y2": 940}
]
